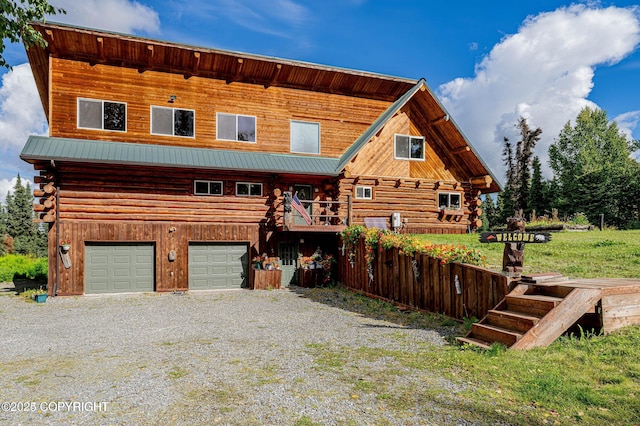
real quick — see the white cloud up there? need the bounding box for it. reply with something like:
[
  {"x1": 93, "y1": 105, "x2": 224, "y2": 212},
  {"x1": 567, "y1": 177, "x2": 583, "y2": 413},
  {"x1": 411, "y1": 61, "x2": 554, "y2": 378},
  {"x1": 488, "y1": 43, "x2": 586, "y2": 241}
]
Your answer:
[
  {"x1": 0, "y1": 177, "x2": 34, "y2": 206},
  {"x1": 614, "y1": 110, "x2": 640, "y2": 142},
  {"x1": 0, "y1": 64, "x2": 47, "y2": 151},
  {"x1": 51, "y1": 0, "x2": 160, "y2": 34},
  {"x1": 438, "y1": 4, "x2": 640, "y2": 183}
]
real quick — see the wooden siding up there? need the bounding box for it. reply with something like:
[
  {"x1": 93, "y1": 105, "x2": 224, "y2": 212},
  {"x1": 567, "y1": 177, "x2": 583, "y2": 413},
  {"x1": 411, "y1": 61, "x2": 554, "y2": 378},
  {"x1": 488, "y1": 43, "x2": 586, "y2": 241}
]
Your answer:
[
  {"x1": 339, "y1": 239, "x2": 510, "y2": 320},
  {"x1": 52, "y1": 220, "x2": 258, "y2": 295},
  {"x1": 49, "y1": 58, "x2": 391, "y2": 157}
]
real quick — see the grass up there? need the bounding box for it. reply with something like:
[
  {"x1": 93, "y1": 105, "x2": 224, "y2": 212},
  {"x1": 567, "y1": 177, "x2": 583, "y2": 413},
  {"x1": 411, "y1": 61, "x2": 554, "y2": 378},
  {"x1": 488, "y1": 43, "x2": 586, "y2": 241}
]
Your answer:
[
  {"x1": 302, "y1": 286, "x2": 640, "y2": 425},
  {"x1": 415, "y1": 229, "x2": 640, "y2": 278}
]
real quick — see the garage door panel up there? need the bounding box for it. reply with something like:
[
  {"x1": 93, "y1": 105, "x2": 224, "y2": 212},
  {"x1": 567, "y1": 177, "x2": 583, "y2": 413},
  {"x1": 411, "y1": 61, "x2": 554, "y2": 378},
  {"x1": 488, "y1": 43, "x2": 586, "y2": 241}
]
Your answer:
[
  {"x1": 189, "y1": 243, "x2": 248, "y2": 290},
  {"x1": 85, "y1": 244, "x2": 154, "y2": 294}
]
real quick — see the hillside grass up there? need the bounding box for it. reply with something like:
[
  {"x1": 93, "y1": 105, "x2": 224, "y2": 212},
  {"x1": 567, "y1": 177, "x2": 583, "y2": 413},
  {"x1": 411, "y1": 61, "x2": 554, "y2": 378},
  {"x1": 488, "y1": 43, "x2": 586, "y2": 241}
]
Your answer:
[{"x1": 415, "y1": 229, "x2": 640, "y2": 278}]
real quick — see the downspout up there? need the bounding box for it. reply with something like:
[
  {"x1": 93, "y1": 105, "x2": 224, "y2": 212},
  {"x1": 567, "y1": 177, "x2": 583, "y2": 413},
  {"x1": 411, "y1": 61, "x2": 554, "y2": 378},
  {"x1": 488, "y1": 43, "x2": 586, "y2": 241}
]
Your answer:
[{"x1": 53, "y1": 160, "x2": 59, "y2": 297}]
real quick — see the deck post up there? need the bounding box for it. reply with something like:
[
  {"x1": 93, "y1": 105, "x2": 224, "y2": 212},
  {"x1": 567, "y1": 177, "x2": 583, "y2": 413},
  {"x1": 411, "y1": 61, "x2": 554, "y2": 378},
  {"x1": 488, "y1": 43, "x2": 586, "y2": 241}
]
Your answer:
[{"x1": 283, "y1": 191, "x2": 292, "y2": 231}]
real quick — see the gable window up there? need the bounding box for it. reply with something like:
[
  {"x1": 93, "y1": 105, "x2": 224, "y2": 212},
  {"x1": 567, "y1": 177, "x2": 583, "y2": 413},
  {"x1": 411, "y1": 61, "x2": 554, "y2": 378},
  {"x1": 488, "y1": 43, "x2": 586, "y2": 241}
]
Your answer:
[
  {"x1": 355, "y1": 185, "x2": 372, "y2": 200},
  {"x1": 394, "y1": 134, "x2": 425, "y2": 160},
  {"x1": 151, "y1": 106, "x2": 195, "y2": 137},
  {"x1": 438, "y1": 192, "x2": 462, "y2": 210},
  {"x1": 78, "y1": 98, "x2": 126, "y2": 132},
  {"x1": 236, "y1": 182, "x2": 262, "y2": 196},
  {"x1": 290, "y1": 120, "x2": 320, "y2": 154},
  {"x1": 217, "y1": 113, "x2": 256, "y2": 142},
  {"x1": 194, "y1": 180, "x2": 223, "y2": 196}
]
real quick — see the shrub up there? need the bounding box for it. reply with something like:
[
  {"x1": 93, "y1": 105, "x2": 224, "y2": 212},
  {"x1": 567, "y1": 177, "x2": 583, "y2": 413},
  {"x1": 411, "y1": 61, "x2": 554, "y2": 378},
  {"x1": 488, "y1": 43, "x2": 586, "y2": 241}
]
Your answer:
[{"x1": 0, "y1": 254, "x2": 48, "y2": 282}]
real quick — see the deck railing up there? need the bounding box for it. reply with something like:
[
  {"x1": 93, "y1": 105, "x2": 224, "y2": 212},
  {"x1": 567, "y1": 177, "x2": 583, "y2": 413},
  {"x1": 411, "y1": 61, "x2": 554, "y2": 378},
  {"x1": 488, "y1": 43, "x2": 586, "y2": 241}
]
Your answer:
[{"x1": 282, "y1": 192, "x2": 351, "y2": 230}]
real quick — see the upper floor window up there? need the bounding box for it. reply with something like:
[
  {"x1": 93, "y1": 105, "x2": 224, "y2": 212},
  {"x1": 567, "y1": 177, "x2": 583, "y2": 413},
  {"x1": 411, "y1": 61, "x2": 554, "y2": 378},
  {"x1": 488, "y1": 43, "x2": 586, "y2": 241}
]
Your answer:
[
  {"x1": 438, "y1": 192, "x2": 461, "y2": 210},
  {"x1": 217, "y1": 113, "x2": 256, "y2": 142},
  {"x1": 194, "y1": 180, "x2": 223, "y2": 196},
  {"x1": 394, "y1": 134, "x2": 424, "y2": 160},
  {"x1": 290, "y1": 120, "x2": 320, "y2": 154},
  {"x1": 236, "y1": 182, "x2": 262, "y2": 196},
  {"x1": 151, "y1": 106, "x2": 195, "y2": 137},
  {"x1": 77, "y1": 98, "x2": 126, "y2": 132},
  {"x1": 355, "y1": 185, "x2": 372, "y2": 200}
]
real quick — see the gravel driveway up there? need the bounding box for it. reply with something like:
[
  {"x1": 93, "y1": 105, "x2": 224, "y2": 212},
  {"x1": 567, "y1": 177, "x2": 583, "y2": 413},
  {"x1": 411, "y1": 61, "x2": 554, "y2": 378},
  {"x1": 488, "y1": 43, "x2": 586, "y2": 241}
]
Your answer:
[{"x1": 0, "y1": 287, "x2": 476, "y2": 425}]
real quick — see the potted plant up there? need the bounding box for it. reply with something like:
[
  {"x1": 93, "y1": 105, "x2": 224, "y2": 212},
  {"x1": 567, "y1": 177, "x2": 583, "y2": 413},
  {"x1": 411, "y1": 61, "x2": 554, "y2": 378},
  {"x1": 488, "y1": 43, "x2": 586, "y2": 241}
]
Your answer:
[
  {"x1": 31, "y1": 288, "x2": 48, "y2": 303},
  {"x1": 60, "y1": 239, "x2": 71, "y2": 251}
]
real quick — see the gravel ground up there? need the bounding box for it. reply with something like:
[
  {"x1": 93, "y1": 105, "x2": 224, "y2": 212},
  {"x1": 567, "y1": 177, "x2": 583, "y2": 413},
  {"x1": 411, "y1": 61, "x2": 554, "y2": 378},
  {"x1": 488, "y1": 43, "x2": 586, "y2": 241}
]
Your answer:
[{"x1": 0, "y1": 287, "x2": 483, "y2": 425}]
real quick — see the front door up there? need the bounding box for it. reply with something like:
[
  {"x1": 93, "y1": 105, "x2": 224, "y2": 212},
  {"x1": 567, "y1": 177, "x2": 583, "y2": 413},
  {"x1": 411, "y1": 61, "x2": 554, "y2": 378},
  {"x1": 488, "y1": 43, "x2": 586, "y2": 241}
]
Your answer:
[
  {"x1": 293, "y1": 184, "x2": 313, "y2": 225},
  {"x1": 279, "y1": 242, "x2": 298, "y2": 287}
]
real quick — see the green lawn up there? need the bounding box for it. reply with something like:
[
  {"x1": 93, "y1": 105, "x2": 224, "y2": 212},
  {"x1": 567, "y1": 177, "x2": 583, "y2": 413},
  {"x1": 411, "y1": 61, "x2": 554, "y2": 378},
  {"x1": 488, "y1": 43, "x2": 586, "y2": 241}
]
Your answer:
[{"x1": 416, "y1": 229, "x2": 640, "y2": 279}]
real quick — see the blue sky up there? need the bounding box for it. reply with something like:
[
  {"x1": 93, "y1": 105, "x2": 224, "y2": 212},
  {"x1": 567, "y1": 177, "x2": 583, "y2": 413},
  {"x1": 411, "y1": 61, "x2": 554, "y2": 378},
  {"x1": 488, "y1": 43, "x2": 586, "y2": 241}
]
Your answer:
[{"x1": 1, "y1": 0, "x2": 639, "y2": 198}]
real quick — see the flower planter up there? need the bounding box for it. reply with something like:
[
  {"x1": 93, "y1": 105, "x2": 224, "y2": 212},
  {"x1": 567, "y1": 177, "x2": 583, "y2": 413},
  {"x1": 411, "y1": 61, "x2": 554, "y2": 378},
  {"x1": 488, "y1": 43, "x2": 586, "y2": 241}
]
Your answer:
[
  {"x1": 32, "y1": 293, "x2": 47, "y2": 303},
  {"x1": 251, "y1": 268, "x2": 282, "y2": 290}
]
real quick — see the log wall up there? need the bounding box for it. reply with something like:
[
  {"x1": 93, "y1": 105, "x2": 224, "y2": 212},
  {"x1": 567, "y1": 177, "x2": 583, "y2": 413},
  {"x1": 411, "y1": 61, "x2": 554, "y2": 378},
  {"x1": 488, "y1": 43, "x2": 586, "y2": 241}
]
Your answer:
[{"x1": 339, "y1": 238, "x2": 510, "y2": 320}]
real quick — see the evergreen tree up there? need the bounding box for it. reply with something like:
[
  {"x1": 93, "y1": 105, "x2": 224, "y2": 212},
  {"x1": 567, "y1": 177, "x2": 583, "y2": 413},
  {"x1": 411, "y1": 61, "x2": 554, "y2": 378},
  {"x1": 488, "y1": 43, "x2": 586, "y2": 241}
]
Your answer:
[
  {"x1": 4, "y1": 175, "x2": 46, "y2": 256},
  {"x1": 549, "y1": 107, "x2": 640, "y2": 228},
  {"x1": 0, "y1": 204, "x2": 7, "y2": 256},
  {"x1": 528, "y1": 156, "x2": 549, "y2": 218},
  {"x1": 514, "y1": 117, "x2": 542, "y2": 216},
  {"x1": 483, "y1": 193, "x2": 499, "y2": 230}
]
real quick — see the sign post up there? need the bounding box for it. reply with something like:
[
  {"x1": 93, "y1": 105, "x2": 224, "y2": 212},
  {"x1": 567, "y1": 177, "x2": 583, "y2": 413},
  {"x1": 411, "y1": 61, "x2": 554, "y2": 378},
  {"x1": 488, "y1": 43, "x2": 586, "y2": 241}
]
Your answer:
[{"x1": 479, "y1": 218, "x2": 551, "y2": 277}]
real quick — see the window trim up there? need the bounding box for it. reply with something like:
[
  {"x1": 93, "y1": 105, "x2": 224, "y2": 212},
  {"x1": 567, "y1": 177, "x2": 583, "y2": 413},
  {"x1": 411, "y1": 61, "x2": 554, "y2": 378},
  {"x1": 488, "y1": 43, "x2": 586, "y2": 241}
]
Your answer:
[
  {"x1": 235, "y1": 182, "x2": 263, "y2": 197},
  {"x1": 355, "y1": 185, "x2": 373, "y2": 200},
  {"x1": 438, "y1": 192, "x2": 462, "y2": 210},
  {"x1": 394, "y1": 134, "x2": 425, "y2": 161},
  {"x1": 216, "y1": 112, "x2": 257, "y2": 143},
  {"x1": 193, "y1": 180, "x2": 224, "y2": 196},
  {"x1": 290, "y1": 120, "x2": 321, "y2": 155},
  {"x1": 150, "y1": 105, "x2": 196, "y2": 138},
  {"x1": 77, "y1": 98, "x2": 127, "y2": 132}
]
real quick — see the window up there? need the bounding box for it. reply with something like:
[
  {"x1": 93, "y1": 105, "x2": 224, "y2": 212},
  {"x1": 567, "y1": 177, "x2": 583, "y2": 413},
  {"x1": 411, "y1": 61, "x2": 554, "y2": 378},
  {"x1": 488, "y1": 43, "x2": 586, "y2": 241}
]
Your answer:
[
  {"x1": 236, "y1": 182, "x2": 262, "y2": 196},
  {"x1": 217, "y1": 113, "x2": 256, "y2": 142},
  {"x1": 394, "y1": 134, "x2": 425, "y2": 160},
  {"x1": 355, "y1": 186, "x2": 372, "y2": 200},
  {"x1": 151, "y1": 106, "x2": 195, "y2": 137},
  {"x1": 194, "y1": 180, "x2": 223, "y2": 196},
  {"x1": 438, "y1": 192, "x2": 462, "y2": 210},
  {"x1": 78, "y1": 98, "x2": 126, "y2": 131},
  {"x1": 290, "y1": 120, "x2": 320, "y2": 154}
]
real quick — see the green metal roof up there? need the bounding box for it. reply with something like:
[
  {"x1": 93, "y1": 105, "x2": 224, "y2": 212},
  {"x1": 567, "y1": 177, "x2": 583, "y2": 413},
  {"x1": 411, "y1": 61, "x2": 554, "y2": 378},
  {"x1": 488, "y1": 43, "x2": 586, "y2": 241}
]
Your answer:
[{"x1": 21, "y1": 136, "x2": 340, "y2": 176}]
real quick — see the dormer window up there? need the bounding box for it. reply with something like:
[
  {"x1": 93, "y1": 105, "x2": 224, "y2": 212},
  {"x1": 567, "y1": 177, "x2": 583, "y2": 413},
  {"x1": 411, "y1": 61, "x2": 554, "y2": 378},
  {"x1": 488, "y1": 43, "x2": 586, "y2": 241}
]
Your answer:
[
  {"x1": 77, "y1": 98, "x2": 126, "y2": 132},
  {"x1": 151, "y1": 106, "x2": 195, "y2": 137},
  {"x1": 394, "y1": 134, "x2": 424, "y2": 160}
]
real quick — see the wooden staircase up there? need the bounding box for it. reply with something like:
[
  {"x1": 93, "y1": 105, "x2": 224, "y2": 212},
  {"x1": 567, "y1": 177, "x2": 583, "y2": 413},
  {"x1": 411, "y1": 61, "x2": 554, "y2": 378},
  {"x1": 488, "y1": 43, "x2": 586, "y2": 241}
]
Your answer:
[{"x1": 458, "y1": 280, "x2": 602, "y2": 350}]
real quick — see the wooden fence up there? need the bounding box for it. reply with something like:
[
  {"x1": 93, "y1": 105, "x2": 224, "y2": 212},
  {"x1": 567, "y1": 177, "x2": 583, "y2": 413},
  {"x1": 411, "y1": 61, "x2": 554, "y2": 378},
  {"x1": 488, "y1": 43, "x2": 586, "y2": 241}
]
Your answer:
[{"x1": 338, "y1": 239, "x2": 511, "y2": 320}]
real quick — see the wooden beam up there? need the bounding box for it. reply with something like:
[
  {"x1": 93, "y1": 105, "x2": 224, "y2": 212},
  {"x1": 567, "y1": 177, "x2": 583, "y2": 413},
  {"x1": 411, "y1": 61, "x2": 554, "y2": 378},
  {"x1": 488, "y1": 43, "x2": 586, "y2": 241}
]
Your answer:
[
  {"x1": 470, "y1": 175, "x2": 493, "y2": 188},
  {"x1": 265, "y1": 63, "x2": 282, "y2": 88},
  {"x1": 431, "y1": 114, "x2": 450, "y2": 125},
  {"x1": 96, "y1": 37, "x2": 106, "y2": 62},
  {"x1": 192, "y1": 51, "x2": 200, "y2": 74},
  {"x1": 232, "y1": 58, "x2": 244, "y2": 82},
  {"x1": 453, "y1": 145, "x2": 470, "y2": 155},
  {"x1": 44, "y1": 29, "x2": 56, "y2": 54},
  {"x1": 147, "y1": 45, "x2": 154, "y2": 68}
]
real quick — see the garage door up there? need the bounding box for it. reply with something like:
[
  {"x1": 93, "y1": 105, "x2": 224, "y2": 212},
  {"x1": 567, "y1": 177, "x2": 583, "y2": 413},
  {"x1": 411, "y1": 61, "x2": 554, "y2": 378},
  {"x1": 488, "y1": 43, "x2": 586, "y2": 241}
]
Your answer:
[
  {"x1": 85, "y1": 244, "x2": 155, "y2": 294},
  {"x1": 189, "y1": 243, "x2": 248, "y2": 290}
]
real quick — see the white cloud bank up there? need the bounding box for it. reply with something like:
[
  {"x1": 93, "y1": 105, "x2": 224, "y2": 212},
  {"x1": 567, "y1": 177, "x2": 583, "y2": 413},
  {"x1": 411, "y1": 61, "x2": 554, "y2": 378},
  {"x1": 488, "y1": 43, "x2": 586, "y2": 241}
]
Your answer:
[
  {"x1": 51, "y1": 0, "x2": 160, "y2": 35},
  {"x1": 438, "y1": 4, "x2": 640, "y2": 183}
]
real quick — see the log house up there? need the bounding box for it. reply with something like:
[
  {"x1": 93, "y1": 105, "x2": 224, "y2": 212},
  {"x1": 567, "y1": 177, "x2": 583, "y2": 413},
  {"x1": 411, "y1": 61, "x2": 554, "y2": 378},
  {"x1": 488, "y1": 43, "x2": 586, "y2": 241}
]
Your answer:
[{"x1": 20, "y1": 22, "x2": 499, "y2": 295}]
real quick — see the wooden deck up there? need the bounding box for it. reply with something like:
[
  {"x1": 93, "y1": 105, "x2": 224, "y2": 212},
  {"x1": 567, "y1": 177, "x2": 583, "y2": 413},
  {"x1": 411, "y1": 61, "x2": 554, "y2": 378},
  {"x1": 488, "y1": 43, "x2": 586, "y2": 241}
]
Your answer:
[{"x1": 459, "y1": 275, "x2": 640, "y2": 350}]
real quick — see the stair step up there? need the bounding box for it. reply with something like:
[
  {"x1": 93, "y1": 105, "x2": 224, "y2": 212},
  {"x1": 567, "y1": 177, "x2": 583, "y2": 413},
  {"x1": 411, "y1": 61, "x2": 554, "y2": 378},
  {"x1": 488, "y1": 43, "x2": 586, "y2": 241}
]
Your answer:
[
  {"x1": 457, "y1": 336, "x2": 493, "y2": 349},
  {"x1": 506, "y1": 294, "x2": 563, "y2": 316},
  {"x1": 486, "y1": 309, "x2": 540, "y2": 333},
  {"x1": 471, "y1": 323, "x2": 523, "y2": 346}
]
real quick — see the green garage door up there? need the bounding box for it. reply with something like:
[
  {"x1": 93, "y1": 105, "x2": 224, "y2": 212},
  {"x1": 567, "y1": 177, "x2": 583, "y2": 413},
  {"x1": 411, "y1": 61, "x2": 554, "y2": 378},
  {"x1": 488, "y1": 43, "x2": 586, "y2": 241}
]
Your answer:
[
  {"x1": 189, "y1": 243, "x2": 248, "y2": 290},
  {"x1": 85, "y1": 244, "x2": 155, "y2": 294}
]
